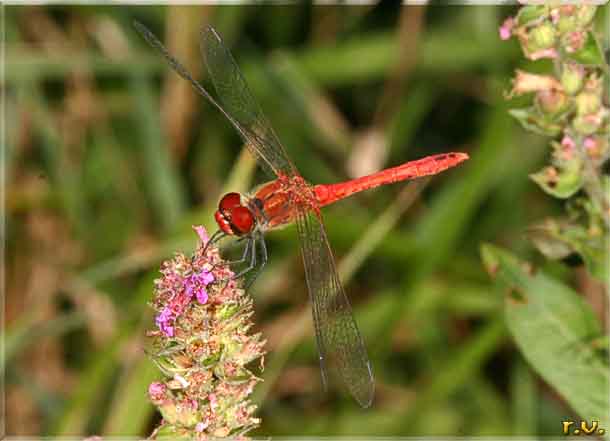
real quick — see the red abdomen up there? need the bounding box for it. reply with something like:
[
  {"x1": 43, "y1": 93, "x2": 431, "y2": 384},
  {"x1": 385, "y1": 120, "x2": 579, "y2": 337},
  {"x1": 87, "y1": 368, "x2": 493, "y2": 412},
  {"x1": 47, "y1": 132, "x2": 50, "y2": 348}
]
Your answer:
[{"x1": 314, "y1": 152, "x2": 469, "y2": 207}]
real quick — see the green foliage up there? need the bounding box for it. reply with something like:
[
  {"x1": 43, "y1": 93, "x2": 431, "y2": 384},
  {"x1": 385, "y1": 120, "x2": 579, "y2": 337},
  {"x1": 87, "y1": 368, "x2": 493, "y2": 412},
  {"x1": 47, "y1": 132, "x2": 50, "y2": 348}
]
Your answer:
[
  {"x1": 529, "y1": 162, "x2": 583, "y2": 198},
  {"x1": 508, "y1": 107, "x2": 563, "y2": 137},
  {"x1": 481, "y1": 244, "x2": 609, "y2": 428}
]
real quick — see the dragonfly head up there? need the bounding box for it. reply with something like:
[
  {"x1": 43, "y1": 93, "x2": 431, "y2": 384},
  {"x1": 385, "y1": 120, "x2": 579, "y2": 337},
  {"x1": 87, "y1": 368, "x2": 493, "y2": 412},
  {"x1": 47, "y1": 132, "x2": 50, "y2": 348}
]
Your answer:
[{"x1": 215, "y1": 192, "x2": 255, "y2": 236}]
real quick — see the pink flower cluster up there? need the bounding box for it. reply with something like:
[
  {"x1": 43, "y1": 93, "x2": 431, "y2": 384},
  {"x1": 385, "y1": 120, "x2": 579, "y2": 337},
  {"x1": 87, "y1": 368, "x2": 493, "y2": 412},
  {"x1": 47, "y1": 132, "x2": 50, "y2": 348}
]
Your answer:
[
  {"x1": 154, "y1": 263, "x2": 215, "y2": 337},
  {"x1": 147, "y1": 225, "x2": 266, "y2": 439}
]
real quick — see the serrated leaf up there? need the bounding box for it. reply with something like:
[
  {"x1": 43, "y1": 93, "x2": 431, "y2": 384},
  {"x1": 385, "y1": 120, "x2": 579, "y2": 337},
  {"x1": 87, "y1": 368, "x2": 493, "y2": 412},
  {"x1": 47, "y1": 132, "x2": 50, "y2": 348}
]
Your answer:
[
  {"x1": 509, "y1": 107, "x2": 562, "y2": 137},
  {"x1": 566, "y1": 31, "x2": 604, "y2": 66},
  {"x1": 481, "y1": 244, "x2": 609, "y2": 427},
  {"x1": 530, "y1": 163, "x2": 583, "y2": 199}
]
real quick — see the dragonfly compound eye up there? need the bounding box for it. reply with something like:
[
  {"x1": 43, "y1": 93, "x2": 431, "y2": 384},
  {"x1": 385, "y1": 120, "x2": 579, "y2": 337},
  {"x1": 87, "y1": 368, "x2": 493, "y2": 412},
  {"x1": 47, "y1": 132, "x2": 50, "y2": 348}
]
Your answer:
[
  {"x1": 214, "y1": 210, "x2": 234, "y2": 235},
  {"x1": 229, "y1": 206, "x2": 255, "y2": 235},
  {"x1": 219, "y1": 192, "x2": 243, "y2": 213}
]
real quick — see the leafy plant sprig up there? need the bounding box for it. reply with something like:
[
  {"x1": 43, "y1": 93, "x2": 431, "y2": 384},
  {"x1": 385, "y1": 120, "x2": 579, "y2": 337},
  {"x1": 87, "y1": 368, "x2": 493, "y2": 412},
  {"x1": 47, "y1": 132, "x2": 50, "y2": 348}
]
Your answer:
[
  {"x1": 500, "y1": 4, "x2": 609, "y2": 281},
  {"x1": 482, "y1": 4, "x2": 609, "y2": 431}
]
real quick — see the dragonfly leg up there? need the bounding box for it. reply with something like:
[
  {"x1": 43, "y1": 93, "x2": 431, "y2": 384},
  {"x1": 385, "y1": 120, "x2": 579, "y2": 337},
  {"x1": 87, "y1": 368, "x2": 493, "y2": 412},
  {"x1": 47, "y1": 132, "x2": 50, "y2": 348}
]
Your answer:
[
  {"x1": 202, "y1": 229, "x2": 226, "y2": 256},
  {"x1": 242, "y1": 232, "x2": 267, "y2": 289},
  {"x1": 230, "y1": 236, "x2": 257, "y2": 281},
  {"x1": 206, "y1": 233, "x2": 252, "y2": 274},
  {"x1": 208, "y1": 233, "x2": 268, "y2": 288},
  {"x1": 219, "y1": 236, "x2": 252, "y2": 267}
]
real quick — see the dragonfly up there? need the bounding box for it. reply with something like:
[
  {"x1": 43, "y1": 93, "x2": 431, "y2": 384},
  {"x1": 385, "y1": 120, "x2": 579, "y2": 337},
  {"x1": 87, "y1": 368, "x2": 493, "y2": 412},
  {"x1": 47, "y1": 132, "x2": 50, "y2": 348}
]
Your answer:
[{"x1": 134, "y1": 21, "x2": 469, "y2": 408}]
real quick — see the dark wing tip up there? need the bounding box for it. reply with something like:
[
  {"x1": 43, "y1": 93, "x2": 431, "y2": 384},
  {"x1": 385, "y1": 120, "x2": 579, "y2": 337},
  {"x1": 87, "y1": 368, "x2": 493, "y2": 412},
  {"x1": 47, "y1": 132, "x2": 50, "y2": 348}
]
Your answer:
[
  {"x1": 132, "y1": 19, "x2": 150, "y2": 37},
  {"x1": 132, "y1": 20, "x2": 164, "y2": 52}
]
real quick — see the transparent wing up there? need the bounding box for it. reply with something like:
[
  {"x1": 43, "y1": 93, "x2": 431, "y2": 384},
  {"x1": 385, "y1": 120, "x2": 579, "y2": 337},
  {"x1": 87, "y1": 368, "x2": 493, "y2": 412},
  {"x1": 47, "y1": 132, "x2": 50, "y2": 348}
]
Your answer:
[
  {"x1": 295, "y1": 207, "x2": 374, "y2": 407},
  {"x1": 133, "y1": 21, "x2": 295, "y2": 179},
  {"x1": 201, "y1": 26, "x2": 297, "y2": 178}
]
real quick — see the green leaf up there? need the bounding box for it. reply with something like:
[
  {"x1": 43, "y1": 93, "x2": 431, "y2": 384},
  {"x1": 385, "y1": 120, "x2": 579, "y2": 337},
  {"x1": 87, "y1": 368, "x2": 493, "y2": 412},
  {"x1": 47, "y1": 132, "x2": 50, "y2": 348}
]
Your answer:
[
  {"x1": 516, "y1": 6, "x2": 549, "y2": 27},
  {"x1": 529, "y1": 163, "x2": 583, "y2": 199},
  {"x1": 527, "y1": 218, "x2": 576, "y2": 260},
  {"x1": 566, "y1": 31, "x2": 605, "y2": 66},
  {"x1": 572, "y1": 236, "x2": 609, "y2": 282},
  {"x1": 509, "y1": 107, "x2": 562, "y2": 137},
  {"x1": 527, "y1": 215, "x2": 608, "y2": 282},
  {"x1": 481, "y1": 244, "x2": 609, "y2": 427}
]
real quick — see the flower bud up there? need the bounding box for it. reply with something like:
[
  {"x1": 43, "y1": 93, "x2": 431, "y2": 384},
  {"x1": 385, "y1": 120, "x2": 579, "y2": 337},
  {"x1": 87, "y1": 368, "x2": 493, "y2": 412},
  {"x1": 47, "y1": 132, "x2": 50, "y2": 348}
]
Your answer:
[
  {"x1": 575, "y1": 5, "x2": 597, "y2": 27},
  {"x1": 558, "y1": 5, "x2": 576, "y2": 16},
  {"x1": 529, "y1": 21, "x2": 556, "y2": 50},
  {"x1": 560, "y1": 62, "x2": 585, "y2": 95},
  {"x1": 584, "y1": 137, "x2": 599, "y2": 158},
  {"x1": 499, "y1": 17, "x2": 515, "y2": 40},
  {"x1": 584, "y1": 136, "x2": 609, "y2": 161},
  {"x1": 575, "y1": 91, "x2": 601, "y2": 115},
  {"x1": 573, "y1": 112, "x2": 603, "y2": 135},
  {"x1": 536, "y1": 88, "x2": 569, "y2": 116},
  {"x1": 510, "y1": 70, "x2": 562, "y2": 96},
  {"x1": 563, "y1": 31, "x2": 586, "y2": 53},
  {"x1": 560, "y1": 134, "x2": 576, "y2": 161},
  {"x1": 556, "y1": 15, "x2": 577, "y2": 34},
  {"x1": 149, "y1": 382, "x2": 168, "y2": 405}
]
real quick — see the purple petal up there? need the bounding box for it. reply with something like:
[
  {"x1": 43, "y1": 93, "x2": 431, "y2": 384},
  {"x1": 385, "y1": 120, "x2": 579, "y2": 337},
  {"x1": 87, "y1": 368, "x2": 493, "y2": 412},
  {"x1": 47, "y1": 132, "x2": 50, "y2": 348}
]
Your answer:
[
  {"x1": 202, "y1": 271, "x2": 215, "y2": 285},
  {"x1": 156, "y1": 307, "x2": 175, "y2": 337},
  {"x1": 196, "y1": 287, "x2": 209, "y2": 304},
  {"x1": 185, "y1": 283, "x2": 194, "y2": 298}
]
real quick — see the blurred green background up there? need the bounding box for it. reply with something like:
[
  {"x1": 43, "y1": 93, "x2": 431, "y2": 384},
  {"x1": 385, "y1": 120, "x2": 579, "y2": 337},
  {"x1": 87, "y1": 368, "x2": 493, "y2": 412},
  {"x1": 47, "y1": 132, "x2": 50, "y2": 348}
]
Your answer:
[{"x1": 5, "y1": 3, "x2": 609, "y2": 437}]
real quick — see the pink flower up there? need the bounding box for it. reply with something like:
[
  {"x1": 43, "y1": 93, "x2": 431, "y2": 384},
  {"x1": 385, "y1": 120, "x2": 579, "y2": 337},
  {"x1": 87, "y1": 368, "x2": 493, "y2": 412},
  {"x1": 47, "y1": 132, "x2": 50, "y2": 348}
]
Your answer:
[
  {"x1": 560, "y1": 134, "x2": 576, "y2": 160},
  {"x1": 149, "y1": 382, "x2": 167, "y2": 404},
  {"x1": 561, "y1": 135, "x2": 576, "y2": 150},
  {"x1": 193, "y1": 224, "x2": 209, "y2": 244},
  {"x1": 499, "y1": 17, "x2": 514, "y2": 41},
  {"x1": 209, "y1": 392, "x2": 218, "y2": 411},
  {"x1": 583, "y1": 137, "x2": 601, "y2": 159},
  {"x1": 153, "y1": 227, "x2": 216, "y2": 337},
  {"x1": 565, "y1": 31, "x2": 585, "y2": 53},
  {"x1": 195, "y1": 421, "x2": 209, "y2": 432}
]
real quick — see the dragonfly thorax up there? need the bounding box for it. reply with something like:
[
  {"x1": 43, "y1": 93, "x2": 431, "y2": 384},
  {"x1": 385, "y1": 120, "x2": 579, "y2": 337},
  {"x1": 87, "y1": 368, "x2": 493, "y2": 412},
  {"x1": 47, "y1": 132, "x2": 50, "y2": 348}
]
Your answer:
[{"x1": 215, "y1": 192, "x2": 256, "y2": 236}]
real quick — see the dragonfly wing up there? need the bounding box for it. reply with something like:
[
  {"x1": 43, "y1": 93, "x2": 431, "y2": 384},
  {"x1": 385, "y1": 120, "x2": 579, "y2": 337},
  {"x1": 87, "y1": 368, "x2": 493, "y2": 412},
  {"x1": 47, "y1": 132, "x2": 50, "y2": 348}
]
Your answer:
[
  {"x1": 295, "y1": 207, "x2": 374, "y2": 407},
  {"x1": 133, "y1": 21, "x2": 294, "y2": 179},
  {"x1": 201, "y1": 26, "x2": 297, "y2": 178}
]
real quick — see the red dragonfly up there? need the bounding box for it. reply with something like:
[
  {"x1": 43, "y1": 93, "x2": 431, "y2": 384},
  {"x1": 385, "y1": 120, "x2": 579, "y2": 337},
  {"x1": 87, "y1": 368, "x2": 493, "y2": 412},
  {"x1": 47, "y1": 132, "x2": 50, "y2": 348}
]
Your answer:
[{"x1": 134, "y1": 22, "x2": 468, "y2": 407}]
